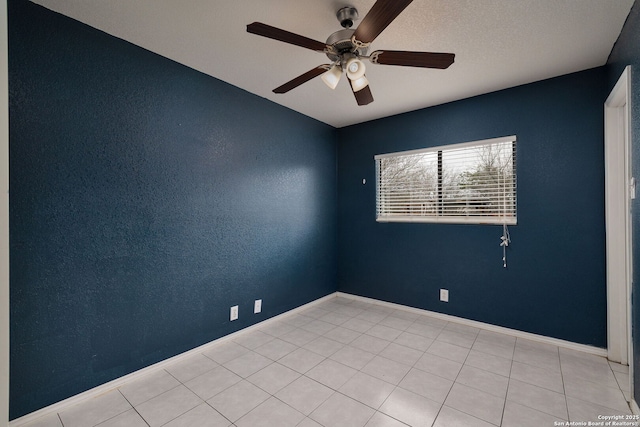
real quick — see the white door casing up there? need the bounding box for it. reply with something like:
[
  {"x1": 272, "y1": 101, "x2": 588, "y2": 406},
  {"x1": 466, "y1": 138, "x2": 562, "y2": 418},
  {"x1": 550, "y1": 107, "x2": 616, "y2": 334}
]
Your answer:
[{"x1": 605, "y1": 66, "x2": 632, "y2": 397}]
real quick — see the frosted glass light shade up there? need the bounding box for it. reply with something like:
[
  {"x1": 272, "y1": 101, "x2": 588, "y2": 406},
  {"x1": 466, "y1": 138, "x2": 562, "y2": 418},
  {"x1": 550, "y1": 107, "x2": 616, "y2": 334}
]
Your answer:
[
  {"x1": 345, "y1": 58, "x2": 366, "y2": 80},
  {"x1": 321, "y1": 65, "x2": 342, "y2": 90},
  {"x1": 350, "y1": 75, "x2": 369, "y2": 92}
]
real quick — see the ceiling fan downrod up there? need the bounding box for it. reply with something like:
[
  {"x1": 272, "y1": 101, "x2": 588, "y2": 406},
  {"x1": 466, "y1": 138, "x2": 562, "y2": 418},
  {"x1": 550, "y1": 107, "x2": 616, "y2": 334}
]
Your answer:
[{"x1": 336, "y1": 7, "x2": 359, "y2": 28}]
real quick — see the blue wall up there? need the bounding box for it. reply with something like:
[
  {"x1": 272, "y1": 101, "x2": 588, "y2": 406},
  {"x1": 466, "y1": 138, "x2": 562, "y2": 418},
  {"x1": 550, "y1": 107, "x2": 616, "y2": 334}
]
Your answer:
[
  {"x1": 336, "y1": 67, "x2": 608, "y2": 346},
  {"x1": 8, "y1": 1, "x2": 336, "y2": 419},
  {"x1": 606, "y1": 0, "x2": 640, "y2": 407}
]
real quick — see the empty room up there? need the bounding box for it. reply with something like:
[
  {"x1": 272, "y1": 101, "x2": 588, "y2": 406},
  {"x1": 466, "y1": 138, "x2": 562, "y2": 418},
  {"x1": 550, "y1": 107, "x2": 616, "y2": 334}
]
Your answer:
[{"x1": 3, "y1": 0, "x2": 640, "y2": 426}]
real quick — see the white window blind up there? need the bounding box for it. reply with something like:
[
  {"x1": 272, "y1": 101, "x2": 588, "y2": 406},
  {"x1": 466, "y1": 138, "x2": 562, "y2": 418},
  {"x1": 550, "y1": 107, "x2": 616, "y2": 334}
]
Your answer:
[{"x1": 375, "y1": 136, "x2": 517, "y2": 224}]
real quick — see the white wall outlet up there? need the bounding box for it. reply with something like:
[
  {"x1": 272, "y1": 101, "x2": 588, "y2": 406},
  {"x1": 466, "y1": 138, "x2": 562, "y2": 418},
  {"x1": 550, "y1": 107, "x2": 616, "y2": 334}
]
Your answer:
[
  {"x1": 254, "y1": 299, "x2": 262, "y2": 314},
  {"x1": 440, "y1": 289, "x2": 449, "y2": 302},
  {"x1": 230, "y1": 305, "x2": 238, "y2": 321}
]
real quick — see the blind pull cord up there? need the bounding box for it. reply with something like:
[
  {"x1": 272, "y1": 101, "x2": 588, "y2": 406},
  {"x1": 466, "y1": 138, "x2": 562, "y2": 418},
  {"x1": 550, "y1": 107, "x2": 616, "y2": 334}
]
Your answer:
[{"x1": 500, "y1": 223, "x2": 510, "y2": 268}]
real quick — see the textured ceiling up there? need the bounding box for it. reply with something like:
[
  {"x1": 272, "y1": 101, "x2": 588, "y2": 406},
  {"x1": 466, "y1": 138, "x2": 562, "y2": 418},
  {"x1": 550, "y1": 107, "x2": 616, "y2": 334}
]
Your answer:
[{"x1": 31, "y1": 0, "x2": 635, "y2": 128}]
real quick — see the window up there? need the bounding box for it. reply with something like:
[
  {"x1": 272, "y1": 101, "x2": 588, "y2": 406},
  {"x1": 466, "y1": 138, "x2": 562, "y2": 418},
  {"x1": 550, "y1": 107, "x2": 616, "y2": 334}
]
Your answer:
[{"x1": 375, "y1": 136, "x2": 516, "y2": 224}]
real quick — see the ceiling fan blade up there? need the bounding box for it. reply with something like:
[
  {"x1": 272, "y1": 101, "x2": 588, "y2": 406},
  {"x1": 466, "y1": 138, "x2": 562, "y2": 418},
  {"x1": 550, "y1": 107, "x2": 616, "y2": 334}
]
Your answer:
[
  {"x1": 352, "y1": 0, "x2": 413, "y2": 46},
  {"x1": 349, "y1": 78, "x2": 374, "y2": 106},
  {"x1": 273, "y1": 65, "x2": 331, "y2": 94},
  {"x1": 370, "y1": 50, "x2": 455, "y2": 69},
  {"x1": 247, "y1": 22, "x2": 329, "y2": 52}
]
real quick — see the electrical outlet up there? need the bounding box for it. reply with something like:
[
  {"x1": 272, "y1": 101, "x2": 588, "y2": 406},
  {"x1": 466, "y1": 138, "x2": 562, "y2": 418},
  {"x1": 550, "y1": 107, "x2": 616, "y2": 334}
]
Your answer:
[
  {"x1": 254, "y1": 299, "x2": 262, "y2": 314},
  {"x1": 440, "y1": 289, "x2": 449, "y2": 302},
  {"x1": 230, "y1": 305, "x2": 238, "y2": 321}
]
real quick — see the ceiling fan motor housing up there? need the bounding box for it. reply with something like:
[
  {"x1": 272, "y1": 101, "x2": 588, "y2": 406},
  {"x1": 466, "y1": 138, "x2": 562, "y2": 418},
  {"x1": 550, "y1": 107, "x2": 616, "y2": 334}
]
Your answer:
[{"x1": 325, "y1": 29, "x2": 368, "y2": 63}]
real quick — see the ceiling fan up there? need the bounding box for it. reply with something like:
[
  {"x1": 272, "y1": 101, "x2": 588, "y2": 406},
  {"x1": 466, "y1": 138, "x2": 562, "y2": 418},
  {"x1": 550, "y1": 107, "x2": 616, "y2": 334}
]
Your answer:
[{"x1": 246, "y1": 0, "x2": 455, "y2": 106}]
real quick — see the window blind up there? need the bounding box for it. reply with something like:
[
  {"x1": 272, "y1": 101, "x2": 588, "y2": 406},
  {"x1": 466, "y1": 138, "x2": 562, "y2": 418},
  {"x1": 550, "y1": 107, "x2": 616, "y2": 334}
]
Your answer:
[{"x1": 375, "y1": 136, "x2": 517, "y2": 224}]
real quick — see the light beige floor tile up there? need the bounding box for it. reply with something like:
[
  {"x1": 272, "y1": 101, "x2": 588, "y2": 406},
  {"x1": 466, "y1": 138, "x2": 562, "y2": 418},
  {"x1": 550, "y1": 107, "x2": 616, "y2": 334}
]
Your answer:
[
  {"x1": 136, "y1": 385, "x2": 202, "y2": 427},
  {"x1": 165, "y1": 353, "x2": 218, "y2": 383},
  {"x1": 184, "y1": 365, "x2": 242, "y2": 400},
  {"x1": 339, "y1": 372, "x2": 396, "y2": 409},
  {"x1": 297, "y1": 417, "x2": 324, "y2": 427},
  {"x1": 398, "y1": 367, "x2": 454, "y2": 403},
  {"x1": 414, "y1": 352, "x2": 463, "y2": 380},
  {"x1": 253, "y1": 337, "x2": 298, "y2": 361},
  {"x1": 275, "y1": 376, "x2": 333, "y2": 416},
  {"x1": 502, "y1": 400, "x2": 566, "y2": 427},
  {"x1": 306, "y1": 358, "x2": 358, "y2": 390},
  {"x1": 259, "y1": 320, "x2": 296, "y2": 337},
  {"x1": 330, "y1": 345, "x2": 376, "y2": 370},
  {"x1": 119, "y1": 369, "x2": 180, "y2": 406},
  {"x1": 222, "y1": 350, "x2": 272, "y2": 378},
  {"x1": 379, "y1": 315, "x2": 413, "y2": 331},
  {"x1": 433, "y1": 405, "x2": 496, "y2": 427},
  {"x1": 340, "y1": 317, "x2": 375, "y2": 333},
  {"x1": 59, "y1": 390, "x2": 132, "y2": 427},
  {"x1": 364, "y1": 411, "x2": 408, "y2": 427},
  {"x1": 379, "y1": 342, "x2": 423, "y2": 366},
  {"x1": 206, "y1": 380, "x2": 269, "y2": 422},
  {"x1": 405, "y1": 322, "x2": 444, "y2": 339},
  {"x1": 95, "y1": 409, "x2": 148, "y2": 427},
  {"x1": 566, "y1": 396, "x2": 631, "y2": 422},
  {"x1": 203, "y1": 342, "x2": 249, "y2": 365},
  {"x1": 564, "y1": 377, "x2": 630, "y2": 413},
  {"x1": 444, "y1": 383, "x2": 505, "y2": 426},
  {"x1": 513, "y1": 346, "x2": 561, "y2": 373},
  {"x1": 510, "y1": 361, "x2": 564, "y2": 393},
  {"x1": 507, "y1": 378, "x2": 568, "y2": 419},
  {"x1": 436, "y1": 329, "x2": 476, "y2": 349},
  {"x1": 351, "y1": 334, "x2": 391, "y2": 354},
  {"x1": 246, "y1": 362, "x2": 300, "y2": 394},
  {"x1": 278, "y1": 347, "x2": 325, "y2": 374},
  {"x1": 236, "y1": 396, "x2": 304, "y2": 427},
  {"x1": 323, "y1": 326, "x2": 361, "y2": 344},
  {"x1": 300, "y1": 319, "x2": 337, "y2": 336},
  {"x1": 456, "y1": 365, "x2": 509, "y2": 398},
  {"x1": 428, "y1": 340, "x2": 470, "y2": 363},
  {"x1": 21, "y1": 414, "x2": 63, "y2": 427},
  {"x1": 280, "y1": 328, "x2": 319, "y2": 347},
  {"x1": 319, "y1": 311, "x2": 353, "y2": 326},
  {"x1": 472, "y1": 340, "x2": 514, "y2": 360},
  {"x1": 366, "y1": 324, "x2": 403, "y2": 341},
  {"x1": 233, "y1": 330, "x2": 274, "y2": 350},
  {"x1": 464, "y1": 349, "x2": 512, "y2": 377},
  {"x1": 379, "y1": 387, "x2": 441, "y2": 427},
  {"x1": 162, "y1": 403, "x2": 231, "y2": 427},
  {"x1": 361, "y1": 355, "x2": 412, "y2": 385},
  {"x1": 303, "y1": 336, "x2": 344, "y2": 357},
  {"x1": 394, "y1": 331, "x2": 434, "y2": 352},
  {"x1": 310, "y1": 392, "x2": 376, "y2": 427}
]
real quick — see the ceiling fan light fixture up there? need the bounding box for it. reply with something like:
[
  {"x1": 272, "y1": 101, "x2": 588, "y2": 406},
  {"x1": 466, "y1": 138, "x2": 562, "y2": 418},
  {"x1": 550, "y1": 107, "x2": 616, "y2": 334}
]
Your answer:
[
  {"x1": 350, "y1": 75, "x2": 369, "y2": 92},
  {"x1": 321, "y1": 65, "x2": 342, "y2": 90},
  {"x1": 345, "y1": 57, "x2": 366, "y2": 80}
]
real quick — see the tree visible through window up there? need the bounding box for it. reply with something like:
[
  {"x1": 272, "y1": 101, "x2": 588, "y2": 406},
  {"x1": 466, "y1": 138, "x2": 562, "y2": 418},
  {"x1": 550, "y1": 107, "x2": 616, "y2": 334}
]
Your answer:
[{"x1": 375, "y1": 136, "x2": 516, "y2": 224}]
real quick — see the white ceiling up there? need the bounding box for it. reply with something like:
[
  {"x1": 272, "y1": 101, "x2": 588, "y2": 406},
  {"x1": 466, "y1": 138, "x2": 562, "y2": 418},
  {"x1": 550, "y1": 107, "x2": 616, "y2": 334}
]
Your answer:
[{"x1": 31, "y1": 0, "x2": 634, "y2": 128}]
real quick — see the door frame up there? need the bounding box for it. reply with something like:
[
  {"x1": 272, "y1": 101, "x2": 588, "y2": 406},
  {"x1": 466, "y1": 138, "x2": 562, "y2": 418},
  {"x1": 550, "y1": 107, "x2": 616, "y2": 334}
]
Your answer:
[{"x1": 605, "y1": 66, "x2": 633, "y2": 394}]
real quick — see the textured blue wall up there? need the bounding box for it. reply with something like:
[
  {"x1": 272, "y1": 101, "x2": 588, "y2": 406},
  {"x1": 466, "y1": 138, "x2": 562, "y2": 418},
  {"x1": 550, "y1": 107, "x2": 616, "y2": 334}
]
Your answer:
[
  {"x1": 337, "y1": 67, "x2": 608, "y2": 347},
  {"x1": 606, "y1": 0, "x2": 640, "y2": 407},
  {"x1": 9, "y1": 1, "x2": 336, "y2": 419}
]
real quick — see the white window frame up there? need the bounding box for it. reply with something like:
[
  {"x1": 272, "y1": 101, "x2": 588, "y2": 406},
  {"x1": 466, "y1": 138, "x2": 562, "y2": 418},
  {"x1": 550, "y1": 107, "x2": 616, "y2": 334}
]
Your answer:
[{"x1": 375, "y1": 135, "x2": 517, "y2": 225}]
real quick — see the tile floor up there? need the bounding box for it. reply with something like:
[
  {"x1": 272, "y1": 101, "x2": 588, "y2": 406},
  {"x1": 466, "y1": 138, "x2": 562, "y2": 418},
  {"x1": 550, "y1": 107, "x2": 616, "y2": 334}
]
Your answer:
[{"x1": 23, "y1": 296, "x2": 633, "y2": 427}]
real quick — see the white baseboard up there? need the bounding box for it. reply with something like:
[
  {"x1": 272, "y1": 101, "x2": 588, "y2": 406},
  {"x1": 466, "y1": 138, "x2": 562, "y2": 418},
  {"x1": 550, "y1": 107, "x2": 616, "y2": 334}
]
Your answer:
[
  {"x1": 336, "y1": 292, "x2": 608, "y2": 357},
  {"x1": 9, "y1": 293, "x2": 336, "y2": 427},
  {"x1": 11, "y1": 291, "x2": 613, "y2": 426}
]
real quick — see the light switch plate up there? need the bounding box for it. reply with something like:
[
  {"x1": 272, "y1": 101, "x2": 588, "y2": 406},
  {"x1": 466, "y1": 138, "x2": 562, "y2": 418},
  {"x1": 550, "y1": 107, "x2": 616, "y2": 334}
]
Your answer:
[
  {"x1": 230, "y1": 305, "x2": 238, "y2": 321},
  {"x1": 254, "y1": 299, "x2": 262, "y2": 314},
  {"x1": 440, "y1": 289, "x2": 449, "y2": 302}
]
